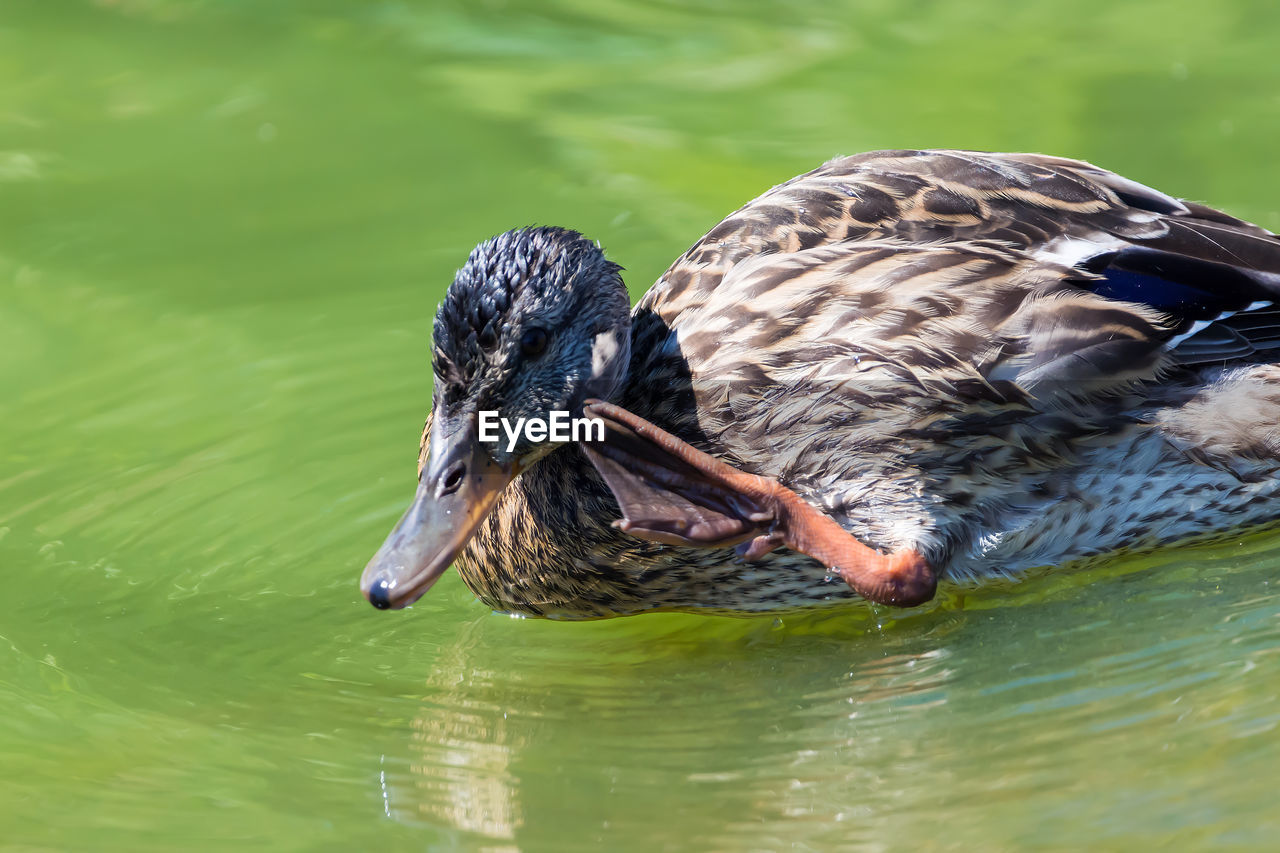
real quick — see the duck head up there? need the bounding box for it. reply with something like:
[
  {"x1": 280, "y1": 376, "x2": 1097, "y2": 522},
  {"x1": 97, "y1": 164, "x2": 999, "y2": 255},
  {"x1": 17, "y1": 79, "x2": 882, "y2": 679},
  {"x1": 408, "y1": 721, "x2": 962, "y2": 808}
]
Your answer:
[{"x1": 360, "y1": 226, "x2": 633, "y2": 609}]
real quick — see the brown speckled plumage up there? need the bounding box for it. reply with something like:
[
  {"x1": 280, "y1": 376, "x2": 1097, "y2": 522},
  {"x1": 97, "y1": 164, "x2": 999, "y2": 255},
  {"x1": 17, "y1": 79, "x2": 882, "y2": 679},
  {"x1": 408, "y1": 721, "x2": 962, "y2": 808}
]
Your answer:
[{"x1": 387, "y1": 150, "x2": 1280, "y2": 618}]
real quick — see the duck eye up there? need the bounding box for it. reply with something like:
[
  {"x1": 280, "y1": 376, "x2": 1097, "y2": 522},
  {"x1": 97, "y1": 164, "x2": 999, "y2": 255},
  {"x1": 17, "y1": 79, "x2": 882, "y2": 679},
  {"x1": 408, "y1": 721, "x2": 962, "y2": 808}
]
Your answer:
[{"x1": 520, "y1": 328, "x2": 548, "y2": 357}]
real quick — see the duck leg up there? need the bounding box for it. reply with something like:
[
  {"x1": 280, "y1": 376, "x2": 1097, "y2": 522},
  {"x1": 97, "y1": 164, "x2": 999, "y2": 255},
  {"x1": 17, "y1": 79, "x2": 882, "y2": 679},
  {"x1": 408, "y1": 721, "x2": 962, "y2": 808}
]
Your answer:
[{"x1": 580, "y1": 399, "x2": 937, "y2": 607}]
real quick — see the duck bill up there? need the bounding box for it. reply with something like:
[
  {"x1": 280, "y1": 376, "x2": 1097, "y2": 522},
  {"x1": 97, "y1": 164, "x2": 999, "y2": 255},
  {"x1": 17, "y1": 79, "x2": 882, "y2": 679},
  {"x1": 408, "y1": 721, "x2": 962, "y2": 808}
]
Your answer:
[{"x1": 360, "y1": 429, "x2": 516, "y2": 610}]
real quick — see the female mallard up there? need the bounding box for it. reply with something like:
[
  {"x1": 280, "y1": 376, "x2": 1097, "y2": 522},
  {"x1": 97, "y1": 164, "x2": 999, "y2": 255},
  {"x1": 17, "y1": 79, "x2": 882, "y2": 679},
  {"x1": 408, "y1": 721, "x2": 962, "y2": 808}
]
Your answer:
[{"x1": 361, "y1": 149, "x2": 1280, "y2": 618}]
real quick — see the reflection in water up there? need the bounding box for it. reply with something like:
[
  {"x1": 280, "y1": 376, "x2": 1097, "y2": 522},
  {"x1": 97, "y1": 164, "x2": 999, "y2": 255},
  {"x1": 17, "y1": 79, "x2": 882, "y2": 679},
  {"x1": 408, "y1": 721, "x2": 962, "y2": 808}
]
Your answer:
[
  {"x1": 407, "y1": 715, "x2": 522, "y2": 844},
  {"x1": 368, "y1": 549, "x2": 1280, "y2": 849},
  {"x1": 377, "y1": 612, "x2": 971, "y2": 849},
  {"x1": 404, "y1": 638, "x2": 526, "y2": 843}
]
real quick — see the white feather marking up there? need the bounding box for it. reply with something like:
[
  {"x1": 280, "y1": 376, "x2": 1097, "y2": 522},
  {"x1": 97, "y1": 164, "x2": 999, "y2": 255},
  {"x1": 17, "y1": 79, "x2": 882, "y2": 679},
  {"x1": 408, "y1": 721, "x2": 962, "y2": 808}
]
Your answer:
[
  {"x1": 1166, "y1": 319, "x2": 1220, "y2": 351},
  {"x1": 590, "y1": 330, "x2": 620, "y2": 380},
  {"x1": 1166, "y1": 301, "x2": 1273, "y2": 351},
  {"x1": 1034, "y1": 234, "x2": 1126, "y2": 269}
]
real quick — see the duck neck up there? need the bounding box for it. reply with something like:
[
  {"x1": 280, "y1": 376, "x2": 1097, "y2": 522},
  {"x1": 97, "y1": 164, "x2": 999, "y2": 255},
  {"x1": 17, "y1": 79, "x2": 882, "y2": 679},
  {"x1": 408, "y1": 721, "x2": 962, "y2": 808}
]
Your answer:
[{"x1": 454, "y1": 441, "x2": 646, "y2": 617}]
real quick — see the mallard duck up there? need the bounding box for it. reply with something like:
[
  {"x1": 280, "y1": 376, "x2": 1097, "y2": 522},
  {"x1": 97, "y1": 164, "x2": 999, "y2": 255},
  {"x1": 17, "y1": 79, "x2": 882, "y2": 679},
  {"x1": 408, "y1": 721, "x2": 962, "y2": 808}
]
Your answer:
[{"x1": 360, "y1": 149, "x2": 1280, "y2": 618}]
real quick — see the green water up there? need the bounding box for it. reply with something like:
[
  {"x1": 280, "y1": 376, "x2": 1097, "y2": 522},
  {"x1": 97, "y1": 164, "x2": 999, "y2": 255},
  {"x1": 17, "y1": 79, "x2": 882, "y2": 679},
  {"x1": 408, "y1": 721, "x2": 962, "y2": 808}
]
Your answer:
[{"x1": 4, "y1": 1, "x2": 1280, "y2": 849}]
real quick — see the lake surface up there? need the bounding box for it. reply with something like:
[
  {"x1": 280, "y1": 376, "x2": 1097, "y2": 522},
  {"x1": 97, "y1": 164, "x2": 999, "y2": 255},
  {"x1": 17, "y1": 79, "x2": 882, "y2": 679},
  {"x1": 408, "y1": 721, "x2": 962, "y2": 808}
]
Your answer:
[{"x1": 4, "y1": 1, "x2": 1280, "y2": 849}]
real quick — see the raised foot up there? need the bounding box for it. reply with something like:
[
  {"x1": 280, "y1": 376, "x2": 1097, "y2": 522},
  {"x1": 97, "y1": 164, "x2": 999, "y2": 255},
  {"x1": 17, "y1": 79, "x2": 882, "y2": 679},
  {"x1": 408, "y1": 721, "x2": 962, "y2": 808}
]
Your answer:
[{"x1": 581, "y1": 399, "x2": 938, "y2": 608}]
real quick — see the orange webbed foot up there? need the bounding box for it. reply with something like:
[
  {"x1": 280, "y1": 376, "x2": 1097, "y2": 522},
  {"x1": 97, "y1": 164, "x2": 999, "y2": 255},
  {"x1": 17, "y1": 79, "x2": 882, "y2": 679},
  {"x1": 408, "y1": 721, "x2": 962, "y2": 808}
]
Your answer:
[{"x1": 581, "y1": 399, "x2": 938, "y2": 607}]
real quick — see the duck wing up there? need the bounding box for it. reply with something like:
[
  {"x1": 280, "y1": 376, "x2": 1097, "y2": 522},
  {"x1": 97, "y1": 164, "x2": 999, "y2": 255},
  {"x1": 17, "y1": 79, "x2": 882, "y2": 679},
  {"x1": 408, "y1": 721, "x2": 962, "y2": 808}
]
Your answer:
[
  {"x1": 641, "y1": 149, "x2": 1280, "y2": 370},
  {"x1": 606, "y1": 151, "x2": 1280, "y2": 572}
]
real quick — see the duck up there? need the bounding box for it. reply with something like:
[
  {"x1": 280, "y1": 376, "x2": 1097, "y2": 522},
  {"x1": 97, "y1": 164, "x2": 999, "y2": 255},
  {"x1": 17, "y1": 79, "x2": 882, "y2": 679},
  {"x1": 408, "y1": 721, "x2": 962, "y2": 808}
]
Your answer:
[{"x1": 360, "y1": 149, "x2": 1280, "y2": 618}]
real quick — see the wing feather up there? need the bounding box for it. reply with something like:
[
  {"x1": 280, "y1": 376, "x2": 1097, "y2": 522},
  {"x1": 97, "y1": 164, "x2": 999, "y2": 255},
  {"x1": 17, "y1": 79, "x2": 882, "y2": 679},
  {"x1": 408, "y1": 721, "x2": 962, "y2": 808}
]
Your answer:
[{"x1": 640, "y1": 149, "x2": 1280, "y2": 373}]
